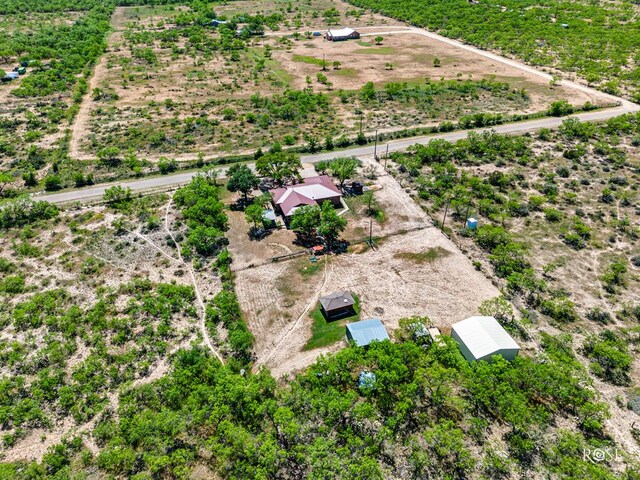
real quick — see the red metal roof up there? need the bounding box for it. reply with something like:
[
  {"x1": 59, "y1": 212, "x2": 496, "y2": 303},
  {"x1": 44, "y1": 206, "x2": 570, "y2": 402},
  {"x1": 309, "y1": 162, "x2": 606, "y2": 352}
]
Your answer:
[{"x1": 271, "y1": 175, "x2": 342, "y2": 217}]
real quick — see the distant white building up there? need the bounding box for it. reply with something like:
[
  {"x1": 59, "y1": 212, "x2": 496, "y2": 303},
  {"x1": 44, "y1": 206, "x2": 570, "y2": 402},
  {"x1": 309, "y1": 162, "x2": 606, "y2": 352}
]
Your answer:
[
  {"x1": 325, "y1": 27, "x2": 360, "y2": 41},
  {"x1": 451, "y1": 316, "x2": 520, "y2": 362}
]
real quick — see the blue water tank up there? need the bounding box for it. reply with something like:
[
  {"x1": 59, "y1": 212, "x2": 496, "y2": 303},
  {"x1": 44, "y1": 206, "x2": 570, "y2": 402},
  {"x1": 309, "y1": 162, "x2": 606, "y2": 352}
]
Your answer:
[{"x1": 466, "y1": 217, "x2": 478, "y2": 230}]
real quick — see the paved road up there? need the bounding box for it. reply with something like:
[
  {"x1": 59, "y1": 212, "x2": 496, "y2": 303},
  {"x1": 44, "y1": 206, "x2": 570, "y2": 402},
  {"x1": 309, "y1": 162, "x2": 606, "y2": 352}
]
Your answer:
[
  {"x1": 37, "y1": 103, "x2": 638, "y2": 205},
  {"x1": 37, "y1": 25, "x2": 639, "y2": 205}
]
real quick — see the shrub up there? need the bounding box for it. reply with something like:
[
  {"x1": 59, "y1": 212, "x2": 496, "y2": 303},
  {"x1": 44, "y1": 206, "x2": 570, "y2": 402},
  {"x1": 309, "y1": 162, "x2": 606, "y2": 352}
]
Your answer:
[
  {"x1": 544, "y1": 208, "x2": 562, "y2": 222},
  {"x1": 601, "y1": 259, "x2": 627, "y2": 293},
  {"x1": 0, "y1": 198, "x2": 58, "y2": 230},
  {"x1": 586, "y1": 307, "x2": 612, "y2": 324},
  {"x1": 157, "y1": 157, "x2": 178, "y2": 174},
  {"x1": 44, "y1": 175, "x2": 62, "y2": 191},
  {"x1": 540, "y1": 296, "x2": 578, "y2": 323},
  {"x1": 582, "y1": 331, "x2": 631, "y2": 386},
  {"x1": 600, "y1": 188, "x2": 615, "y2": 203},
  {"x1": 547, "y1": 100, "x2": 573, "y2": 117},
  {"x1": 0, "y1": 275, "x2": 25, "y2": 294},
  {"x1": 103, "y1": 186, "x2": 132, "y2": 209},
  {"x1": 476, "y1": 225, "x2": 510, "y2": 251},
  {"x1": 0, "y1": 258, "x2": 16, "y2": 273}
]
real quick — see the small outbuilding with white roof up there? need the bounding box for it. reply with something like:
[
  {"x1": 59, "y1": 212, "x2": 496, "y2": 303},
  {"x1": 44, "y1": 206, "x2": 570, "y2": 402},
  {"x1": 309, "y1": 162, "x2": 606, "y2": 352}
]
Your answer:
[{"x1": 451, "y1": 316, "x2": 520, "y2": 362}]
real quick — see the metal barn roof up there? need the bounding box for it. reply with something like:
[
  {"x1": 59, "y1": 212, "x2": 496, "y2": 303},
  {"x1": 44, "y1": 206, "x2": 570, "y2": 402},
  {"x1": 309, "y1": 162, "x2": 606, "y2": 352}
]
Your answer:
[
  {"x1": 327, "y1": 27, "x2": 356, "y2": 37},
  {"x1": 270, "y1": 175, "x2": 342, "y2": 217},
  {"x1": 346, "y1": 318, "x2": 389, "y2": 347},
  {"x1": 451, "y1": 316, "x2": 520, "y2": 361}
]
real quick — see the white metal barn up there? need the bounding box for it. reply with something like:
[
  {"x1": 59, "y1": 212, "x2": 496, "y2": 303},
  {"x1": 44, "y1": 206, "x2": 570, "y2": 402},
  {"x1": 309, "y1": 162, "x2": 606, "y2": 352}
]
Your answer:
[{"x1": 451, "y1": 316, "x2": 520, "y2": 362}]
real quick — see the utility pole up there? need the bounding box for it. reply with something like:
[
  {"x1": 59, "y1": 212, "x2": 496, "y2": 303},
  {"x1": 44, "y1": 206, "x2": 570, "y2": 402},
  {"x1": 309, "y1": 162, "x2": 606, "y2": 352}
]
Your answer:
[
  {"x1": 368, "y1": 217, "x2": 373, "y2": 247},
  {"x1": 464, "y1": 202, "x2": 471, "y2": 227},
  {"x1": 373, "y1": 129, "x2": 378, "y2": 161},
  {"x1": 442, "y1": 200, "x2": 449, "y2": 229},
  {"x1": 322, "y1": 53, "x2": 327, "y2": 71},
  {"x1": 384, "y1": 143, "x2": 389, "y2": 171}
]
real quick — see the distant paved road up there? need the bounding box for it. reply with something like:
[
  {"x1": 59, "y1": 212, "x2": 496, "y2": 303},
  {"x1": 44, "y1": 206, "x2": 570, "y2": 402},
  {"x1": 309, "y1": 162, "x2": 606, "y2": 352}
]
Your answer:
[{"x1": 37, "y1": 103, "x2": 639, "y2": 205}]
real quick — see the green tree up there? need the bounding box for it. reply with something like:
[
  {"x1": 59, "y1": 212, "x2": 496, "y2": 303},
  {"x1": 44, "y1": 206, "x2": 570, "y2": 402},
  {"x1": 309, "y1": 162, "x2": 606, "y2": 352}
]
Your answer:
[
  {"x1": 374, "y1": 36, "x2": 383, "y2": 45},
  {"x1": 582, "y1": 331, "x2": 631, "y2": 385},
  {"x1": 317, "y1": 201, "x2": 347, "y2": 244},
  {"x1": 330, "y1": 157, "x2": 359, "y2": 189},
  {"x1": 103, "y1": 186, "x2": 132, "y2": 208},
  {"x1": 227, "y1": 164, "x2": 259, "y2": 203},
  {"x1": 187, "y1": 225, "x2": 226, "y2": 256},
  {"x1": 0, "y1": 172, "x2": 13, "y2": 196},
  {"x1": 97, "y1": 147, "x2": 121, "y2": 166},
  {"x1": 478, "y1": 296, "x2": 515, "y2": 326},
  {"x1": 360, "y1": 81, "x2": 376, "y2": 100},
  {"x1": 315, "y1": 161, "x2": 330, "y2": 174},
  {"x1": 290, "y1": 204, "x2": 321, "y2": 240},
  {"x1": 255, "y1": 152, "x2": 302, "y2": 185},
  {"x1": 245, "y1": 203, "x2": 264, "y2": 229}
]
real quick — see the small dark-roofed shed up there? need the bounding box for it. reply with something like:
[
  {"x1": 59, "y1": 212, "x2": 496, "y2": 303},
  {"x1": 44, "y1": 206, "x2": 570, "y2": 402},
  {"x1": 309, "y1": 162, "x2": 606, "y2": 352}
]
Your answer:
[{"x1": 319, "y1": 291, "x2": 355, "y2": 320}]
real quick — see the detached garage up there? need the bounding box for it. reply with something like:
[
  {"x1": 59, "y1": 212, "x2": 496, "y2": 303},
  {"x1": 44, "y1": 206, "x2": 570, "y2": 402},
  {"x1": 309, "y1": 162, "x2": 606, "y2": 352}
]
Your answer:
[{"x1": 451, "y1": 316, "x2": 520, "y2": 362}]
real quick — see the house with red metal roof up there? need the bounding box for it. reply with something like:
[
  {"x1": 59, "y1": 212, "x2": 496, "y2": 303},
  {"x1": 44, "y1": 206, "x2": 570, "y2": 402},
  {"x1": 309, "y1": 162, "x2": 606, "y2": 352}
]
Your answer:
[{"x1": 270, "y1": 175, "x2": 342, "y2": 222}]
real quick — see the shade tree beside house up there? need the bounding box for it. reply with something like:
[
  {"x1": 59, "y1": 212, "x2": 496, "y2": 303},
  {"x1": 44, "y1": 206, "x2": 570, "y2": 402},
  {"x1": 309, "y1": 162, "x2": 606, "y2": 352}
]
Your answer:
[{"x1": 255, "y1": 152, "x2": 302, "y2": 186}]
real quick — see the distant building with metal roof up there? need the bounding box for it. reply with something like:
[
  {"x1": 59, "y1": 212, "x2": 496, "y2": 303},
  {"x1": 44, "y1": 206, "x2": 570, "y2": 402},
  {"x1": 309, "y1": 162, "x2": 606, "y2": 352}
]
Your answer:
[
  {"x1": 319, "y1": 291, "x2": 355, "y2": 320},
  {"x1": 325, "y1": 27, "x2": 360, "y2": 41},
  {"x1": 346, "y1": 318, "x2": 389, "y2": 347},
  {"x1": 451, "y1": 316, "x2": 520, "y2": 362}
]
